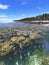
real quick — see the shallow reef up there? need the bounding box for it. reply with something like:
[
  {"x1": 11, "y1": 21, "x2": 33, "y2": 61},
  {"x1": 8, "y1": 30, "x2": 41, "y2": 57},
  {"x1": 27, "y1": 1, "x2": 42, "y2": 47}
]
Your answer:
[{"x1": 0, "y1": 25, "x2": 49, "y2": 65}]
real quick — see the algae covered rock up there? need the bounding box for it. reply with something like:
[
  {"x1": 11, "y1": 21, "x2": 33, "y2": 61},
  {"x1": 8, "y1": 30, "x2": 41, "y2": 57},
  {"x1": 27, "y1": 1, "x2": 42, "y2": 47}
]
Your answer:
[
  {"x1": 0, "y1": 33, "x2": 41, "y2": 56},
  {"x1": 0, "y1": 25, "x2": 48, "y2": 56},
  {"x1": 0, "y1": 40, "x2": 13, "y2": 56}
]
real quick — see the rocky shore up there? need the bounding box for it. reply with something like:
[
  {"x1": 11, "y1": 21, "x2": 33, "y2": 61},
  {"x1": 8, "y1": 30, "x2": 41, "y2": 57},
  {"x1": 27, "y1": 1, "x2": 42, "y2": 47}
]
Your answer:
[{"x1": 0, "y1": 25, "x2": 49, "y2": 56}]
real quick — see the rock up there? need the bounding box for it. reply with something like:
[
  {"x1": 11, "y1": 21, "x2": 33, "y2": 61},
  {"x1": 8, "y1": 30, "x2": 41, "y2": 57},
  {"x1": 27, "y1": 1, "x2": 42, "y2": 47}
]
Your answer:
[
  {"x1": 0, "y1": 41, "x2": 13, "y2": 56},
  {"x1": 0, "y1": 25, "x2": 48, "y2": 56},
  {"x1": 29, "y1": 33, "x2": 41, "y2": 39},
  {"x1": 0, "y1": 61, "x2": 4, "y2": 65}
]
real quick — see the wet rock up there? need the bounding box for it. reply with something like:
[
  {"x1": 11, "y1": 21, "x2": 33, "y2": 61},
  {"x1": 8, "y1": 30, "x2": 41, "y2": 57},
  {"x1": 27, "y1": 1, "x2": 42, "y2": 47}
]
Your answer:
[
  {"x1": 0, "y1": 25, "x2": 48, "y2": 56},
  {"x1": 0, "y1": 61, "x2": 4, "y2": 65}
]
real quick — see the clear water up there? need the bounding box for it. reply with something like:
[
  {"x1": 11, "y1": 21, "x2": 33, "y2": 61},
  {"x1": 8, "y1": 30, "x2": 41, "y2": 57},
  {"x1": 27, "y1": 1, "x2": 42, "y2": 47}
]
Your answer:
[
  {"x1": 0, "y1": 21, "x2": 44, "y2": 27},
  {"x1": 0, "y1": 22, "x2": 49, "y2": 65},
  {"x1": 0, "y1": 21, "x2": 31, "y2": 27},
  {"x1": 0, "y1": 33, "x2": 49, "y2": 65}
]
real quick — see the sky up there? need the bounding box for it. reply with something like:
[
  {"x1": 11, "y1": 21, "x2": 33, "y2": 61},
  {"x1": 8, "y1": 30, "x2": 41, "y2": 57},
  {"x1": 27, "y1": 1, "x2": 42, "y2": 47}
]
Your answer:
[{"x1": 0, "y1": 0, "x2": 49, "y2": 23}]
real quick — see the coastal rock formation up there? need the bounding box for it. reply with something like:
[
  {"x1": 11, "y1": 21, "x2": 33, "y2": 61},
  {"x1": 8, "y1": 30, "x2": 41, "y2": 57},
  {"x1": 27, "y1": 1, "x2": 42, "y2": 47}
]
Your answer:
[
  {"x1": 0, "y1": 33, "x2": 41, "y2": 56},
  {"x1": 0, "y1": 25, "x2": 48, "y2": 56}
]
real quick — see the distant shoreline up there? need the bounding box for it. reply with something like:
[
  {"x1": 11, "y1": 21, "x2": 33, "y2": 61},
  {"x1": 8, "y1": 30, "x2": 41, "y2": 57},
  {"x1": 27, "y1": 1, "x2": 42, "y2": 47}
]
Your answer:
[
  {"x1": 14, "y1": 13, "x2": 49, "y2": 24},
  {"x1": 14, "y1": 20, "x2": 49, "y2": 24}
]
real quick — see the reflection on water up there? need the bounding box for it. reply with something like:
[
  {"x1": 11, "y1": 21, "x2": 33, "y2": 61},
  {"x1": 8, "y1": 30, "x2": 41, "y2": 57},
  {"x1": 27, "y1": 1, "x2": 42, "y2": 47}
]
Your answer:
[{"x1": 0, "y1": 34, "x2": 49, "y2": 65}]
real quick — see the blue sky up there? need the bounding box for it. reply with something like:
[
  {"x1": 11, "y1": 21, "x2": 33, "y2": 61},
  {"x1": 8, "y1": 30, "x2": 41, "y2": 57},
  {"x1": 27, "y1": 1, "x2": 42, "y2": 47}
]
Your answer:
[{"x1": 0, "y1": 0, "x2": 49, "y2": 23}]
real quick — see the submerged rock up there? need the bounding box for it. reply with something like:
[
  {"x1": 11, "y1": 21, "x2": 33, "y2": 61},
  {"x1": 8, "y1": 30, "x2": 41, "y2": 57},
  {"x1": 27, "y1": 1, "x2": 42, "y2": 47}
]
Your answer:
[
  {"x1": 0, "y1": 61, "x2": 4, "y2": 65},
  {"x1": 0, "y1": 25, "x2": 48, "y2": 56},
  {"x1": 0, "y1": 33, "x2": 41, "y2": 56}
]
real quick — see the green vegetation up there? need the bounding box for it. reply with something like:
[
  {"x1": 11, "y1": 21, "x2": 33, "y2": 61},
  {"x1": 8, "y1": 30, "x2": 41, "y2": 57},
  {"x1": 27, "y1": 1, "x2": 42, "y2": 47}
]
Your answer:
[
  {"x1": 17, "y1": 13, "x2": 49, "y2": 21},
  {"x1": 14, "y1": 13, "x2": 49, "y2": 24}
]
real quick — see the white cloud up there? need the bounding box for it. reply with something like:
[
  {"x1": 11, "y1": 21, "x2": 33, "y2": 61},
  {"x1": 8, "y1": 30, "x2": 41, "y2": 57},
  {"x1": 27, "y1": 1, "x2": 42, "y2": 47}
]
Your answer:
[
  {"x1": 0, "y1": 15, "x2": 13, "y2": 23},
  {"x1": 37, "y1": 7, "x2": 41, "y2": 10},
  {"x1": 37, "y1": 6, "x2": 45, "y2": 11},
  {"x1": 0, "y1": 4, "x2": 9, "y2": 9},
  {"x1": 21, "y1": 2, "x2": 28, "y2": 5},
  {"x1": 0, "y1": 15, "x2": 8, "y2": 18},
  {"x1": 0, "y1": 19, "x2": 13, "y2": 23}
]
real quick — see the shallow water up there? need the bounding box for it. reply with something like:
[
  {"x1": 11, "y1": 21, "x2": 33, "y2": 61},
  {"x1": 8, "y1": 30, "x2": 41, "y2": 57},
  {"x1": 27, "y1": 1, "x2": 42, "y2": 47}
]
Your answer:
[
  {"x1": 0, "y1": 21, "x2": 47, "y2": 27},
  {"x1": 0, "y1": 22, "x2": 49, "y2": 65},
  {"x1": 0, "y1": 33, "x2": 49, "y2": 65},
  {"x1": 0, "y1": 21, "x2": 32, "y2": 27}
]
